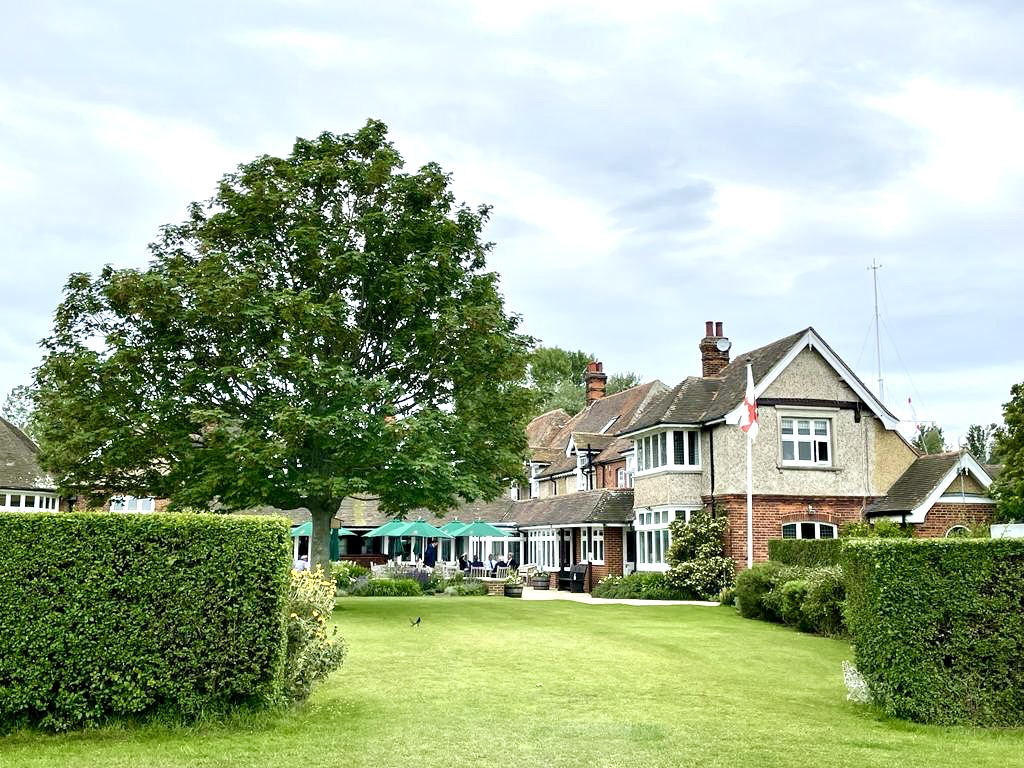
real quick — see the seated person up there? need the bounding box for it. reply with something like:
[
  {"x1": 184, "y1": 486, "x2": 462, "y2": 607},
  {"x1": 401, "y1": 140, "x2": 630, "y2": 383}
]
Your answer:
[
  {"x1": 486, "y1": 554, "x2": 499, "y2": 575},
  {"x1": 470, "y1": 555, "x2": 484, "y2": 569},
  {"x1": 458, "y1": 553, "x2": 470, "y2": 572},
  {"x1": 506, "y1": 552, "x2": 519, "y2": 570}
]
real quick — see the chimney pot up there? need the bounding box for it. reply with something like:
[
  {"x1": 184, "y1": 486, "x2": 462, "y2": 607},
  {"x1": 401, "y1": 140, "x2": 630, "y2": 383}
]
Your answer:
[{"x1": 699, "y1": 322, "x2": 731, "y2": 377}]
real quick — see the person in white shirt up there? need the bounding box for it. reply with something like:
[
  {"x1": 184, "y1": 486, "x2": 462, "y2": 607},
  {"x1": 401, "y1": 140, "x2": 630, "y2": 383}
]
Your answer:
[{"x1": 293, "y1": 555, "x2": 310, "y2": 572}]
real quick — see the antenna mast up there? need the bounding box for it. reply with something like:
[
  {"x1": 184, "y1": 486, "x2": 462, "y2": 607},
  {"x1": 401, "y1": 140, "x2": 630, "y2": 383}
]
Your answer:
[{"x1": 869, "y1": 259, "x2": 884, "y2": 404}]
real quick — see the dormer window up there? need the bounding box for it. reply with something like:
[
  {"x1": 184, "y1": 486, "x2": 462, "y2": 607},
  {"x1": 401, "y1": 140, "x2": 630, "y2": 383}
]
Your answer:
[{"x1": 634, "y1": 429, "x2": 700, "y2": 473}]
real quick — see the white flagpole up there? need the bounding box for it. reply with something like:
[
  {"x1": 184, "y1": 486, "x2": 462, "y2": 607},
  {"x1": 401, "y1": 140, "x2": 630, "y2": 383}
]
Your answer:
[{"x1": 746, "y1": 431, "x2": 753, "y2": 569}]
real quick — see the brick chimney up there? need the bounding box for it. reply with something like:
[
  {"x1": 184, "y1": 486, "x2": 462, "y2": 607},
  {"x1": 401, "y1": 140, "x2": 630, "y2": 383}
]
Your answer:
[
  {"x1": 584, "y1": 361, "x2": 608, "y2": 404},
  {"x1": 699, "y1": 321, "x2": 731, "y2": 377}
]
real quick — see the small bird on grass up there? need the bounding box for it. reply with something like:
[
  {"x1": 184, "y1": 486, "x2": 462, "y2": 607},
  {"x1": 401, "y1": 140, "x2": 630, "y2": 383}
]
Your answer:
[{"x1": 410, "y1": 617, "x2": 421, "y2": 627}]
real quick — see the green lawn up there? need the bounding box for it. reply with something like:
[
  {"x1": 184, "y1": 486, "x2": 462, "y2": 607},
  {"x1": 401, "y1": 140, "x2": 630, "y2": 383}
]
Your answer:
[{"x1": 2, "y1": 597, "x2": 1021, "y2": 767}]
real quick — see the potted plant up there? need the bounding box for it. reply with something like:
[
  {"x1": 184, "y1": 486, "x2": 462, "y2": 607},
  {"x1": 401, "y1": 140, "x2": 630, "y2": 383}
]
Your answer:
[
  {"x1": 503, "y1": 569, "x2": 523, "y2": 598},
  {"x1": 530, "y1": 570, "x2": 550, "y2": 590}
]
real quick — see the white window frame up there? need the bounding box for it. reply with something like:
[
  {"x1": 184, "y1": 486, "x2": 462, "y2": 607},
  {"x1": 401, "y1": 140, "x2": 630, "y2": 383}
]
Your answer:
[
  {"x1": 582, "y1": 526, "x2": 605, "y2": 564},
  {"x1": 529, "y1": 463, "x2": 542, "y2": 499},
  {"x1": 526, "y1": 527, "x2": 559, "y2": 570},
  {"x1": 110, "y1": 496, "x2": 156, "y2": 513},
  {"x1": 778, "y1": 410, "x2": 834, "y2": 467},
  {"x1": 0, "y1": 491, "x2": 60, "y2": 511},
  {"x1": 634, "y1": 506, "x2": 700, "y2": 571},
  {"x1": 633, "y1": 429, "x2": 701, "y2": 476},
  {"x1": 780, "y1": 521, "x2": 837, "y2": 540}
]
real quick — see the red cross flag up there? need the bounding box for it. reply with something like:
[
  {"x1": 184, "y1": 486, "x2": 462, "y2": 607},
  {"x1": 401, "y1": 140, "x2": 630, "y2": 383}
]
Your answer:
[{"x1": 729, "y1": 363, "x2": 759, "y2": 442}]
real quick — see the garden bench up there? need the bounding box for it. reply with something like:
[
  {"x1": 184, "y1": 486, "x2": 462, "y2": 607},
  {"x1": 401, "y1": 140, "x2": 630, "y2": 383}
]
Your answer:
[{"x1": 558, "y1": 563, "x2": 589, "y2": 592}]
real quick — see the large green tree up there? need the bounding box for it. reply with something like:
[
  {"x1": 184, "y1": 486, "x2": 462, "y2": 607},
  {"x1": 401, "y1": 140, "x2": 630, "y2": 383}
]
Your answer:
[
  {"x1": 33, "y1": 120, "x2": 533, "y2": 571},
  {"x1": 991, "y1": 383, "x2": 1024, "y2": 523},
  {"x1": 527, "y1": 346, "x2": 642, "y2": 416},
  {"x1": 965, "y1": 423, "x2": 999, "y2": 464}
]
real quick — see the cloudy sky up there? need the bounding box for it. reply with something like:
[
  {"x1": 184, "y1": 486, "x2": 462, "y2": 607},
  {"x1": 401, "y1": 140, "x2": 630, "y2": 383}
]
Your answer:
[{"x1": 2, "y1": 0, "x2": 1022, "y2": 446}]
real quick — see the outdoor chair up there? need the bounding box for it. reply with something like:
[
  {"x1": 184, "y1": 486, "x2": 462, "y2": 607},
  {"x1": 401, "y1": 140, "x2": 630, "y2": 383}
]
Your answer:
[
  {"x1": 469, "y1": 566, "x2": 487, "y2": 579},
  {"x1": 494, "y1": 566, "x2": 509, "y2": 581}
]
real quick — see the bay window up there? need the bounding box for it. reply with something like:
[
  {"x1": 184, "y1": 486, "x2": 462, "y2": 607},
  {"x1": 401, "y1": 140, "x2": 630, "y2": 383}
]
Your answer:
[{"x1": 633, "y1": 429, "x2": 700, "y2": 473}]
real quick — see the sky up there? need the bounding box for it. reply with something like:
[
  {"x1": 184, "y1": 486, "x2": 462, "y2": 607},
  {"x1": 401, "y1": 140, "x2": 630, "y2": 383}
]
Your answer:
[{"x1": 2, "y1": 0, "x2": 1022, "y2": 447}]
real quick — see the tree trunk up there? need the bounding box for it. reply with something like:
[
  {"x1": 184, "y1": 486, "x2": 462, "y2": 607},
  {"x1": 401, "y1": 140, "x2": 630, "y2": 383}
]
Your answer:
[{"x1": 309, "y1": 503, "x2": 334, "y2": 575}]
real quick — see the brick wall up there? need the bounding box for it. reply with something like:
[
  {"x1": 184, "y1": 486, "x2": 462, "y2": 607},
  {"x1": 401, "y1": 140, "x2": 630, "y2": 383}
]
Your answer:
[
  {"x1": 913, "y1": 503, "x2": 994, "y2": 538},
  {"x1": 709, "y1": 494, "x2": 874, "y2": 567},
  {"x1": 596, "y1": 460, "x2": 626, "y2": 489}
]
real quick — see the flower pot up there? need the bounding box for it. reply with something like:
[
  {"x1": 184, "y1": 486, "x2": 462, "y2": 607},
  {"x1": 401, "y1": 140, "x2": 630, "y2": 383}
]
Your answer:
[
  {"x1": 504, "y1": 584, "x2": 523, "y2": 598},
  {"x1": 530, "y1": 578, "x2": 550, "y2": 590}
]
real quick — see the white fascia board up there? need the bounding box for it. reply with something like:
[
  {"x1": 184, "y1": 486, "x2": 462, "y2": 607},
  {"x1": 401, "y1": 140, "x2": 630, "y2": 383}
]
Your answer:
[
  {"x1": 907, "y1": 453, "x2": 995, "y2": 523},
  {"x1": 565, "y1": 435, "x2": 576, "y2": 457},
  {"x1": 617, "y1": 423, "x2": 700, "y2": 440},
  {"x1": 722, "y1": 329, "x2": 901, "y2": 430}
]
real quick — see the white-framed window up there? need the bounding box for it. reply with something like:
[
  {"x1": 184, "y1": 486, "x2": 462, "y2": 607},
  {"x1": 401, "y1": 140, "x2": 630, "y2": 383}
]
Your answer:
[
  {"x1": 529, "y1": 463, "x2": 542, "y2": 499},
  {"x1": 0, "y1": 492, "x2": 59, "y2": 511},
  {"x1": 576, "y1": 452, "x2": 588, "y2": 491},
  {"x1": 780, "y1": 416, "x2": 832, "y2": 466},
  {"x1": 582, "y1": 526, "x2": 605, "y2": 564},
  {"x1": 526, "y1": 528, "x2": 559, "y2": 570},
  {"x1": 616, "y1": 467, "x2": 626, "y2": 487},
  {"x1": 634, "y1": 507, "x2": 699, "y2": 570},
  {"x1": 633, "y1": 430, "x2": 700, "y2": 474},
  {"x1": 110, "y1": 496, "x2": 156, "y2": 513},
  {"x1": 781, "y1": 521, "x2": 837, "y2": 539}
]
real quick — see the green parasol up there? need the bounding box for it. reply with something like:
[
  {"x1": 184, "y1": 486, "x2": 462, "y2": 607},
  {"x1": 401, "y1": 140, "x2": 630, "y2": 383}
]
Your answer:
[
  {"x1": 447, "y1": 519, "x2": 512, "y2": 538},
  {"x1": 362, "y1": 519, "x2": 408, "y2": 538}
]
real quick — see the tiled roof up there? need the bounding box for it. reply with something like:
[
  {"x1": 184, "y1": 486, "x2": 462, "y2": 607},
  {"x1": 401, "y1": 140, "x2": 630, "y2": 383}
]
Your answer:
[
  {"x1": 0, "y1": 417, "x2": 55, "y2": 492},
  {"x1": 865, "y1": 453, "x2": 962, "y2": 515},
  {"x1": 503, "y1": 489, "x2": 635, "y2": 526},
  {"x1": 536, "y1": 455, "x2": 576, "y2": 479},
  {"x1": 526, "y1": 409, "x2": 571, "y2": 449},
  {"x1": 983, "y1": 464, "x2": 1003, "y2": 481},
  {"x1": 622, "y1": 329, "x2": 809, "y2": 433},
  {"x1": 571, "y1": 432, "x2": 615, "y2": 451},
  {"x1": 330, "y1": 489, "x2": 635, "y2": 529}
]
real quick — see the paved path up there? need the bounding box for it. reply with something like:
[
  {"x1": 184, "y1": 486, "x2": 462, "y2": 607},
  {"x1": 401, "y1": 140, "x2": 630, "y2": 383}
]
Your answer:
[{"x1": 520, "y1": 587, "x2": 718, "y2": 607}]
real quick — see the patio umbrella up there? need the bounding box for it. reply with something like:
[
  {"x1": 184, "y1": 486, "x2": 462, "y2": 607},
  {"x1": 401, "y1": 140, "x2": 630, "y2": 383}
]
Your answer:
[
  {"x1": 440, "y1": 518, "x2": 468, "y2": 534},
  {"x1": 362, "y1": 519, "x2": 408, "y2": 538},
  {"x1": 388, "y1": 518, "x2": 454, "y2": 539},
  {"x1": 291, "y1": 522, "x2": 356, "y2": 537},
  {"x1": 388, "y1": 536, "x2": 406, "y2": 558},
  {"x1": 447, "y1": 519, "x2": 512, "y2": 538}
]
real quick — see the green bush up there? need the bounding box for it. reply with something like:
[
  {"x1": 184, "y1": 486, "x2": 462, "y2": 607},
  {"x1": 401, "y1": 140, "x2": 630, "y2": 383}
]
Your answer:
[
  {"x1": 330, "y1": 561, "x2": 370, "y2": 589},
  {"x1": 762, "y1": 566, "x2": 811, "y2": 620},
  {"x1": 592, "y1": 572, "x2": 696, "y2": 601},
  {"x1": 776, "y1": 579, "x2": 811, "y2": 631},
  {"x1": 0, "y1": 511, "x2": 291, "y2": 731},
  {"x1": 843, "y1": 538, "x2": 1024, "y2": 726},
  {"x1": 733, "y1": 562, "x2": 786, "y2": 620},
  {"x1": 767, "y1": 538, "x2": 842, "y2": 567},
  {"x1": 285, "y1": 566, "x2": 346, "y2": 702},
  {"x1": 444, "y1": 578, "x2": 487, "y2": 596},
  {"x1": 801, "y1": 566, "x2": 845, "y2": 636},
  {"x1": 840, "y1": 519, "x2": 912, "y2": 538},
  {"x1": 347, "y1": 578, "x2": 422, "y2": 597},
  {"x1": 665, "y1": 507, "x2": 734, "y2": 599}
]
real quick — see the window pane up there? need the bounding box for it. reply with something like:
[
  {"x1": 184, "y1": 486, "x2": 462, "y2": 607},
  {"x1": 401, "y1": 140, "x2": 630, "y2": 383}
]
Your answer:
[
  {"x1": 10, "y1": 495, "x2": 20, "y2": 508},
  {"x1": 673, "y1": 431, "x2": 686, "y2": 465},
  {"x1": 781, "y1": 418, "x2": 793, "y2": 435},
  {"x1": 782, "y1": 441, "x2": 795, "y2": 461},
  {"x1": 782, "y1": 523, "x2": 796, "y2": 539},
  {"x1": 0, "y1": 494, "x2": 5, "y2": 506},
  {"x1": 688, "y1": 430, "x2": 699, "y2": 465},
  {"x1": 816, "y1": 440, "x2": 829, "y2": 463},
  {"x1": 654, "y1": 530, "x2": 662, "y2": 562},
  {"x1": 662, "y1": 529, "x2": 670, "y2": 559},
  {"x1": 798, "y1": 442, "x2": 812, "y2": 461},
  {"x1": 801, "y1": 522, "x2": 816, "y2": 539},
  {"x1": 814, "y1": 420, "x2": 828, "y2": 435},
  {"x1": 659, "y1": 433, "x2": 667, "y2": 466},
  {"x1": 24, "y1": 495, "x2": 35, "y2": 508},
  {"x1": 126, "y1": 497, "x2": 138, "y2": 511},
  {"x1": 797, "y1": 420, "x2": 810, "y2": 435},
  {"x1": 820, "y1": 524, "x2": 836, "y2": 539}
]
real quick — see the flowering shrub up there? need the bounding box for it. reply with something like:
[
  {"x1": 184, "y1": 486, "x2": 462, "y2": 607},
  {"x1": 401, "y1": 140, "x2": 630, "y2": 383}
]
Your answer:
[
  {"x1": 330, "y1": 560, "x2": 371, "y2": 589},
  {"x1": 285, "y1": 566, "x2": 347, "y2": 703},
  {"x1": 664, "y1": 507, "x2": 734, "y2": 599},
  {"x1": 348, "y1": 578, "x2": 422, "y2": 596}
]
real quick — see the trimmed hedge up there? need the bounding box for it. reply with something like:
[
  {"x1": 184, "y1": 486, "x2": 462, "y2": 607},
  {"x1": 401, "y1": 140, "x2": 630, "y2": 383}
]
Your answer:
[
  {"x1": 734, "y1": 562, "x2": 846, "y2": 636},
  {"x1": 843, "y1": 538, "x2": 1024, "y2": 726},
  {"x1": 594, "y1": 572, "x2": 697, "y2": 601},
  {"x1": 0, "y1": 512, "x2": 291, "y2": 731},
  {"x1": 767, "y1": 538, "x2": 842, "y2": 567}
]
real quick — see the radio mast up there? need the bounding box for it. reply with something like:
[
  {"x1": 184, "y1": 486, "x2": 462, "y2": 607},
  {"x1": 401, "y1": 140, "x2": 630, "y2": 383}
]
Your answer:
[{"x1": 868, "y1": 259, "x2": 884, "y2": 404}]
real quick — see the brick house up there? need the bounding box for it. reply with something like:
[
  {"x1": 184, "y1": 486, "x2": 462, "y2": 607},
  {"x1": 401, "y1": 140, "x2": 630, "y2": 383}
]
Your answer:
[{"x1": 618, "y1": 322, "x2": 921, "y2": 569}]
